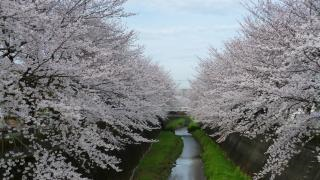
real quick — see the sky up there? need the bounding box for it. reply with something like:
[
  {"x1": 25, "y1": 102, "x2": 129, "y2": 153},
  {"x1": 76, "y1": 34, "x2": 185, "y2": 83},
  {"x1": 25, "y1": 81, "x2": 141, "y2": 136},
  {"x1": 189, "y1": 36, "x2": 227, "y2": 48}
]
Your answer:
[{"x1": 124, "y1": 0, "x2": 248, "y2": 89}]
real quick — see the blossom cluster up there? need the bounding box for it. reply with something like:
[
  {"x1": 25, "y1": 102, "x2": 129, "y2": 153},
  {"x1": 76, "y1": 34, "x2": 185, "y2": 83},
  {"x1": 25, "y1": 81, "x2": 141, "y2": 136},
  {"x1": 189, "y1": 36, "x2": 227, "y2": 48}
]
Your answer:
[
  {"x1": 190, "y1": 0, "x2": 320, "y2": 179},
  {"x1": 0, "y1": 0, "x2": 175, "y2": 179}
]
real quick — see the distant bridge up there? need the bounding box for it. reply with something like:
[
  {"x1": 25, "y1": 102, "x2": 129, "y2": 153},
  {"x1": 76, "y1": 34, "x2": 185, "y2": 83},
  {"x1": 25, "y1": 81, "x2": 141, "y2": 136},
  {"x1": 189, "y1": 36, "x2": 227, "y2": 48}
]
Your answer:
[{"x1": 170, "y1": 107, "x2": 190, "y2": 113}]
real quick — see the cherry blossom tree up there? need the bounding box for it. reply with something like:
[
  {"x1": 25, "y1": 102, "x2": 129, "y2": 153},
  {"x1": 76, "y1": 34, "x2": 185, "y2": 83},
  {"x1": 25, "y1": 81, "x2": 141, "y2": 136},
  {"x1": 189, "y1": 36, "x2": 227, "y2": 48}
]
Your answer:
[
  {"x1": 190, "y1": 0, "x2": 320, "y2": 179},
  {"x1": 0, "y1": 0, "x2": 175, "y2": 179}
]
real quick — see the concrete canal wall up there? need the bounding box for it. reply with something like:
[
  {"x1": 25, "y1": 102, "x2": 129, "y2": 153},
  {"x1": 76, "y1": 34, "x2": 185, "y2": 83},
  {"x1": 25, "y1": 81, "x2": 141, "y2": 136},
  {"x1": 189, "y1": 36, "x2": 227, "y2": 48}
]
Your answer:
[{"x1": 211, "y1": 132, "x2": 320, "y2": 180}]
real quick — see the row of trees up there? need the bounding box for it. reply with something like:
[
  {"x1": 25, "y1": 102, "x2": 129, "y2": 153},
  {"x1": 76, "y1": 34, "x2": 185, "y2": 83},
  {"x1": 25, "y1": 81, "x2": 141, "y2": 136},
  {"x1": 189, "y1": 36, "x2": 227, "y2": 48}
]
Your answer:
[
  {"x1": 190, "y1": 0, "x2": 320, "y2": 179},
  {"x1": 0, "y1": 0, "x2": 175, "y2": 179}
]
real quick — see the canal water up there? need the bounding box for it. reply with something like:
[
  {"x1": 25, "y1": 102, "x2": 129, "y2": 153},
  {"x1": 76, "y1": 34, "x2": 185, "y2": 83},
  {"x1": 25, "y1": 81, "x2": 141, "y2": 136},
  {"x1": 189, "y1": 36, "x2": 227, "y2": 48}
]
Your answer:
[{"x1": 169, "y1": 127, "x2": 206, "y2": 180}]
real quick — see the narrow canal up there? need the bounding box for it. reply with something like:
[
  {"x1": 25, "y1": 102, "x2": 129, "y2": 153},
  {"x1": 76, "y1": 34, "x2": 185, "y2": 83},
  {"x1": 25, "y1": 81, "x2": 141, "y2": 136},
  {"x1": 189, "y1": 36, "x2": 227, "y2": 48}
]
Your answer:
[{"x1": 169, "y1": 127, "x2": 206, "y2": 180}]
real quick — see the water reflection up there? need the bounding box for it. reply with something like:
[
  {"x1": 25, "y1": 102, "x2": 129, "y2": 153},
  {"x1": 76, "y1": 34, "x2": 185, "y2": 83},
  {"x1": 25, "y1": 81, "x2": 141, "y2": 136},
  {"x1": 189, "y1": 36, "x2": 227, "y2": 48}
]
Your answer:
[{"x1": 169, "y1": 128, "x2": 206, "y2": 180}]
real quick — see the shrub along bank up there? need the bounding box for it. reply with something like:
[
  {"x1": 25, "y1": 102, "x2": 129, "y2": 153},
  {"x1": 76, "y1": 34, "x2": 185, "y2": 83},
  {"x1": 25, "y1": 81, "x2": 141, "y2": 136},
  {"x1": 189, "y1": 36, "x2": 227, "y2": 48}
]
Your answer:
[{"x1": 164, "y1": 116, "x2": 190, "y2": 131}]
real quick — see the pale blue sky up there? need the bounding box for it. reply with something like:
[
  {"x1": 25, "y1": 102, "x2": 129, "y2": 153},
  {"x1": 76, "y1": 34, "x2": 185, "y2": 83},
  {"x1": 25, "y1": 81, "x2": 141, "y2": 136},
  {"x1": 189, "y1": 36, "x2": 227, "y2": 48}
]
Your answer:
[{"x1": 124, "y1": 0, "x2": 247, "y2": 88}]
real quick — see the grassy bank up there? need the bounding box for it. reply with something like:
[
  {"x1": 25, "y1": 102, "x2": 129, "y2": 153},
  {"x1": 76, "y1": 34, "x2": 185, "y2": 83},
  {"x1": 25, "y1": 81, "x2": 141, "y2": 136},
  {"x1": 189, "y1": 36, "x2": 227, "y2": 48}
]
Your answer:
[
  {"x1": 133, "y1": 131, "x2": 183, "y2": 180},
  {"x1": 189, "y1": 125, "x2": 251, "y2": 180}
]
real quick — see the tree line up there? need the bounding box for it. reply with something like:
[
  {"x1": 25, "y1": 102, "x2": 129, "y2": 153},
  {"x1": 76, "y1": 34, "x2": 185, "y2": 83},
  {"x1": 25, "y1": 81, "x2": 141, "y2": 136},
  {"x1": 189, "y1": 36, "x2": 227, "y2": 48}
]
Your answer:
[
  {"x1": 190, "y1": 0, "x2": 320, "y2": 179},
  {"x1": 0, "y1": 0, "x2": 175, "y2": 179}
]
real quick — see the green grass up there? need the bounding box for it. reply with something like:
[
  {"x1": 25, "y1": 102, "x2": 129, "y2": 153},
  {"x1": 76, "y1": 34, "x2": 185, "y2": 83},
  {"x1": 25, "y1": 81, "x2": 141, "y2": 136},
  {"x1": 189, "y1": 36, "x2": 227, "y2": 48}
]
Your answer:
[
  {"x1": 164, "y1": 117, "x2": 188, "y2": 131},
  {"x1": 187, "y1": 120, "x2": 201, "y2": 132},
  {"x1": 133, "y1": 131, "x2": 183, "y2": 180},
  {"x1": 190, "y1": 127, "x2": 251, "y2": 180}
]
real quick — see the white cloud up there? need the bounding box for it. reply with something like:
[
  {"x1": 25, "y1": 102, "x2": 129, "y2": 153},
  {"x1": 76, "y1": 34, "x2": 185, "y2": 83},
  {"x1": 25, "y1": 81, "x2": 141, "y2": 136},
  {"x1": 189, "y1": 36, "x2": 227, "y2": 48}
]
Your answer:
[
  {"x1": 124, "y1": 0, "x2": 246, "y2": 88},
  {"x1": 134, "y1": 25, "x2": 239, "y2": 36},
  {"x1": 127, "y1": 0, "x2": 243, "y2": 14}
]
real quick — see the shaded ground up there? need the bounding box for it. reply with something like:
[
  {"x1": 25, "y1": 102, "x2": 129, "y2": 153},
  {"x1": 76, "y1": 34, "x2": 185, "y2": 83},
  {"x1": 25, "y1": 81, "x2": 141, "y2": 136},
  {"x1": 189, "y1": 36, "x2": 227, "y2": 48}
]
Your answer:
[{"x1": 104, "y1": 130, "x2": 160, "y2": 180}]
